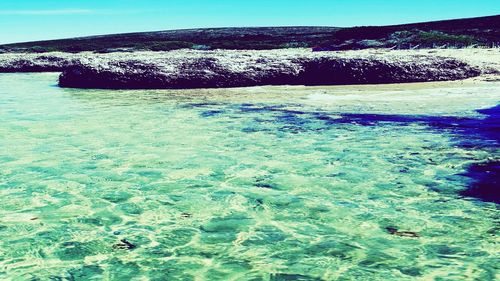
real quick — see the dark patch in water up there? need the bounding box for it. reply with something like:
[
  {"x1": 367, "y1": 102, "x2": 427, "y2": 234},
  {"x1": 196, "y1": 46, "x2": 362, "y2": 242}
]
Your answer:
[
  {"x1": 238, "y1": 104, "x2": 481, "y2": 133},
  {"x1": 276, "y1": 113, "x2": 310, "y2": 129},
  {"x1": 113, "y1": 239, "x2": 137, "y2": 250},
  {"x1": 337, "y1": 106, "x2": 499, "y2": 203},
  {"x1": 385, "y1": 226, "x2": 420, "y2": 238},
  {"x1": 238, "y1": 104, "x2": 313, "y2": 133},
  {"x1": 254, "y1": 175, "x2": 276, "y2": 189},
  {"x1": 185, "y1": 102, "x2": 222, "y2": 108},
  {"x1": 255, "y1": 183, "x2": 274, "y2": 189},
  {"x1": 180, "y1": 212, "x2": 193, "y2": 218},
  {"x1": 457, "y1": 106, "x2": 499, "y2": 204},
  {"x1": 234, "y1": 103, "x2": 499, "y2": 203},
  {"x1": 200, "y1": 110, "x2": 225, "y2": 117},
  {"x1": 270, "y1": 273, "x2": 322, "y2": 281},
  {"x1": 67, "y1": 265, "x2": 104, "y2": 280},
  {"x1": 474, "y1": 106, "x2": 500, "y2": 144},
  {"x1": 239, "y1": 104, "x2": 305, "y2": 115},
  {"x1": 241, "y1": 127, "x2": 259, "y2": 133},
  {"x1": 459, "y1": 161, "x2": 500, "y2": 204}
]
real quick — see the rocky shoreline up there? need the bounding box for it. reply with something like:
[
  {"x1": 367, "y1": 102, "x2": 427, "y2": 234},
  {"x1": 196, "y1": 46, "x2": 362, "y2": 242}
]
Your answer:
[{"x1": 1, "y1": 49, "x2": 499, "y2": 89}]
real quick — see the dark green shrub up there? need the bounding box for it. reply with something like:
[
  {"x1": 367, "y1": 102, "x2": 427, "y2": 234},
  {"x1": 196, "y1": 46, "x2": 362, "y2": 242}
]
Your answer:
[{"x1": 416, "y1": 31, "x2": 477, "y2": 46}]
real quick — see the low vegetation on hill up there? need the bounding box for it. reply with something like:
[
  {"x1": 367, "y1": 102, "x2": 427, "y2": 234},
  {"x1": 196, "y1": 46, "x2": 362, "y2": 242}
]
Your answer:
[{"x1": 0, "y1": 15, "x2": 498, "y2": 53}]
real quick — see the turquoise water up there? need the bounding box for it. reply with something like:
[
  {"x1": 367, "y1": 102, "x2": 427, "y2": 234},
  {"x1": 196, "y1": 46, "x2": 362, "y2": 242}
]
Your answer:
[{"x1": 0, "y1": 73, "x2": 498, "y2": 280}]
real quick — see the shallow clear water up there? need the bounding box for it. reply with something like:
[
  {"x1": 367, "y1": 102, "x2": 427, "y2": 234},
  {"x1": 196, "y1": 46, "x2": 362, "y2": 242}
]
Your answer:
[{"x1": 0, "y1": 73, "x2": 498, "y2": 280}]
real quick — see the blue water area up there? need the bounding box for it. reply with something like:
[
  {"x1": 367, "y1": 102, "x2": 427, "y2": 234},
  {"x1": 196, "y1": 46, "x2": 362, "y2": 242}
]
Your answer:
[
  {"x1": 336, "y1": 106, "x2": 500, "y2": 203},
  {"x1": 0, "y1": 73, "x2": 499, "y2": 280},
  {"x1": 203, "y1": 103, "x2": 499, "y2": 203},
  {"x1": 458, "y1": 106, "x2": 500, "y2": 203}
]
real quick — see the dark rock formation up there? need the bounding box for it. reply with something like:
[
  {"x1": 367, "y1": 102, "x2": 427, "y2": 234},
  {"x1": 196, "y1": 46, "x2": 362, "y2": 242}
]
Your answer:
[
  {"x1": 58, "y1": 50, "x2": 481, "y2": 89},
  {"x1": 0, "y1": 55, "x2": 73, "y2": 72},
  {"x1": 1, "y1": 49, "x2": 496, "y2": 89}
]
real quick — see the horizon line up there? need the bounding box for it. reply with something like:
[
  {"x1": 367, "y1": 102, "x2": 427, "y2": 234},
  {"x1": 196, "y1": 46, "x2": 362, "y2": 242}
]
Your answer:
[{"x1": 1, "y1": 13, "x2": 498, "y2": 45}]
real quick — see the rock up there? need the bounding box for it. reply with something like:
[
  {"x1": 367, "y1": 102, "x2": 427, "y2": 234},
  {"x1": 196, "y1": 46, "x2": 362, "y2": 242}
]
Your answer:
[
  {"x1": 270, "y1": 273, "x2": 322, "y2": 281},
  {"x1": 180, "y1": 212, "x2": 192, "y2": 218},
  {"x1": 0, "y1": 53, "x2": 73, "y2": 72},
  {"x1": 113, "y1": 239, "x2": 137, "y2": 250},
  {"x1": 1, "y1": 48, "x2": 498, "y2": 89},
  {"x1": 385, "y1": 227, "x2": 420, "y2": 238},
  {"x1": 58, "y1": 49, "x2": 481, "y2": 89}
]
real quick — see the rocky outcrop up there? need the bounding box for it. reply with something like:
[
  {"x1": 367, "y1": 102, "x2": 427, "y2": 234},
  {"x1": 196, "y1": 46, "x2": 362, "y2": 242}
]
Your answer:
[
  {"x1": 58, "y1": 49, "x2": 482, "y2": 89},
  {"x1": 0, "y1": 53, "x2": 74, "y2": 72},
  {"x1": 1, "y1": 49, "x2": 498, "y2": 89}
]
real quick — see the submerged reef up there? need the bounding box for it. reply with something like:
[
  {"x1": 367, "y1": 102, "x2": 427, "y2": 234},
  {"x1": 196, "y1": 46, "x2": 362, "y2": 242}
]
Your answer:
[
  {"x1": 199, "y1": 102, "x2": 500, "y2": 203},
  {"x1": 459, "y1": 106, "x2": 500, "y2": 203}
]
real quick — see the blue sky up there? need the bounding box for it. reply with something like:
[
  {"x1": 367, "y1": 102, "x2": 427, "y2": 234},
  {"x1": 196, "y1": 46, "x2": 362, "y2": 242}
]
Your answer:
[{"x1": 0, "y1": 0, "x2": 499, "y2": 44}]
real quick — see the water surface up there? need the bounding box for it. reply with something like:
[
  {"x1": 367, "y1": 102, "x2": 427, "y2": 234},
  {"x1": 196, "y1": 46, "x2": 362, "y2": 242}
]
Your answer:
[{"x1": 0, "y1": 73, "x2": 498, "y2": 280}]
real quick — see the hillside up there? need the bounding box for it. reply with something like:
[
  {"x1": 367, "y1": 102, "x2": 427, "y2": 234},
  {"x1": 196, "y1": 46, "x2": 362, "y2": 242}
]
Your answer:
[{"x1": 0, "y1": 15, "x2": 499, "y2": 53}]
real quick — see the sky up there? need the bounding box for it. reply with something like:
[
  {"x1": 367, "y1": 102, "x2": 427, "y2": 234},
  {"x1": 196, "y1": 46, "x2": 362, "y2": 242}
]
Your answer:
[{"x1": 0, "y1": 0, "x2": 499, "y2": 44}]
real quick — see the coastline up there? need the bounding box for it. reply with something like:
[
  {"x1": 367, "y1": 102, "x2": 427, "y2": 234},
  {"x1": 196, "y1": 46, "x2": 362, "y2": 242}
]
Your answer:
[{"x1": 1, "y1": 48, "x2": 499, "y2": 89}]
